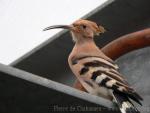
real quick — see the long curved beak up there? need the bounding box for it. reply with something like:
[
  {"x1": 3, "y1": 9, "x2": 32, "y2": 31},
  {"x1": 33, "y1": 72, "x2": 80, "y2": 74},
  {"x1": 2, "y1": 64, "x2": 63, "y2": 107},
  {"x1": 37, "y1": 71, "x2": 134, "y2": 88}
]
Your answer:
[{"x1": 43, "y1": 25, "x2": 72, "y2": 31}]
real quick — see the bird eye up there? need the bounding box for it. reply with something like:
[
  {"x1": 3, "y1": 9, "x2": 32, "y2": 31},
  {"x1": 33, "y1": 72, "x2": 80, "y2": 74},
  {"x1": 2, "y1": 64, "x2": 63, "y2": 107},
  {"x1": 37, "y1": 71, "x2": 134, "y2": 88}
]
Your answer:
[{"x1": 82, "y1": 25, "x2": 86, "y2": 29}]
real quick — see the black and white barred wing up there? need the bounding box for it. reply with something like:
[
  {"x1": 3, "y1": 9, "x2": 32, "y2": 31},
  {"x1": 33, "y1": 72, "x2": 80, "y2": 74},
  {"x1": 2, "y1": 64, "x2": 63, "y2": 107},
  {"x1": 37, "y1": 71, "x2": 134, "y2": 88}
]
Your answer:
[{"x1": 72, "y1": 56, "x2": 143, "y2": 105}]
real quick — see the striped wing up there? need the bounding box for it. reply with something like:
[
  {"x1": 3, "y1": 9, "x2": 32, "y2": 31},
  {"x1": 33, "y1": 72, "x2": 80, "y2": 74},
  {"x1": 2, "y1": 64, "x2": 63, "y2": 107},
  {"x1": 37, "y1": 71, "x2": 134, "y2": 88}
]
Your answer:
[{"x1": 71, "y1": 56, "x2": 143, "y2": 105}]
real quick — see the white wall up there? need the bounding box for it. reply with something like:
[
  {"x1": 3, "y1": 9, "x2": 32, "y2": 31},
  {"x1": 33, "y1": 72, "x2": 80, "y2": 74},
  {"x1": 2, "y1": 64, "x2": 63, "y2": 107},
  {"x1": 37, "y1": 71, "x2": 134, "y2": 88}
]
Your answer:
[{"x1": 0, "y1": 0, "x2": 107, "y2": 64}]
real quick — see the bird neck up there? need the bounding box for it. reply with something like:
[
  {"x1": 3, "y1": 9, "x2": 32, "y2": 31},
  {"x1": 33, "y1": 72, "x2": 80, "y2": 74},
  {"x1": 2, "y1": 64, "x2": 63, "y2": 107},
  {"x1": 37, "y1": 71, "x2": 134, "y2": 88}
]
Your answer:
[
  {"x1": 75, "y1": 37, "x2": 95, "y2": 45},
  {"x1": 73, "y1": 37, "x2": 100, "y2": 56}
]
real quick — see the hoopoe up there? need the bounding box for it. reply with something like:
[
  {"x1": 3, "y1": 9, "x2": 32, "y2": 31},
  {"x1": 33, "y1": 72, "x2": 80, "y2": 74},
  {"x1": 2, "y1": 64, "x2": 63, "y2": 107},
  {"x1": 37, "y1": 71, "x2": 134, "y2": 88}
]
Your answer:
[{"x1": 44, "y1": 19, "x2": 143, "y2": 113}]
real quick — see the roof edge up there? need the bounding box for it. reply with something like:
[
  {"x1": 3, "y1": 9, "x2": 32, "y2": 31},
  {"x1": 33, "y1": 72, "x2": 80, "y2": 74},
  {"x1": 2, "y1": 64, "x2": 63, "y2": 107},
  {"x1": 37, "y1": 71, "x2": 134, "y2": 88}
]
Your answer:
[{"x1": 0, "y1": 63, "x2": 113, "y2": 108}]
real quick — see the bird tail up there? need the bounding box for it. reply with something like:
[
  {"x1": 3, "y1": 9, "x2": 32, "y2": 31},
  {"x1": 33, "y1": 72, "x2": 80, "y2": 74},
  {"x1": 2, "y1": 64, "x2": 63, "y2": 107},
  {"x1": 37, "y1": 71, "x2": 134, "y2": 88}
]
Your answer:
[{"x1": 112, "y1": 91, "x2": 140, "y2": 113}]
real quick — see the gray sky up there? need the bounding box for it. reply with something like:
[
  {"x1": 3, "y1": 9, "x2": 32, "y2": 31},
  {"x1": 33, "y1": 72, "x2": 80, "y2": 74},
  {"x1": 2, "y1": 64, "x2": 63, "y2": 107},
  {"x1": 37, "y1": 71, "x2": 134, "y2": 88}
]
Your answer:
[{"x1": 0, "y1": 0, "x2": 107, "y2": 65}]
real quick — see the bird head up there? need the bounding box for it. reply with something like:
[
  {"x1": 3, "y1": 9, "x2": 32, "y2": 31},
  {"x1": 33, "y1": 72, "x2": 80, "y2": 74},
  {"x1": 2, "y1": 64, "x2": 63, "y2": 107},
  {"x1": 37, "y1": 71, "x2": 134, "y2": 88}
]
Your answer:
[{"x1": 43, "y1": 19, "x2": 106, "y2": 42}]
